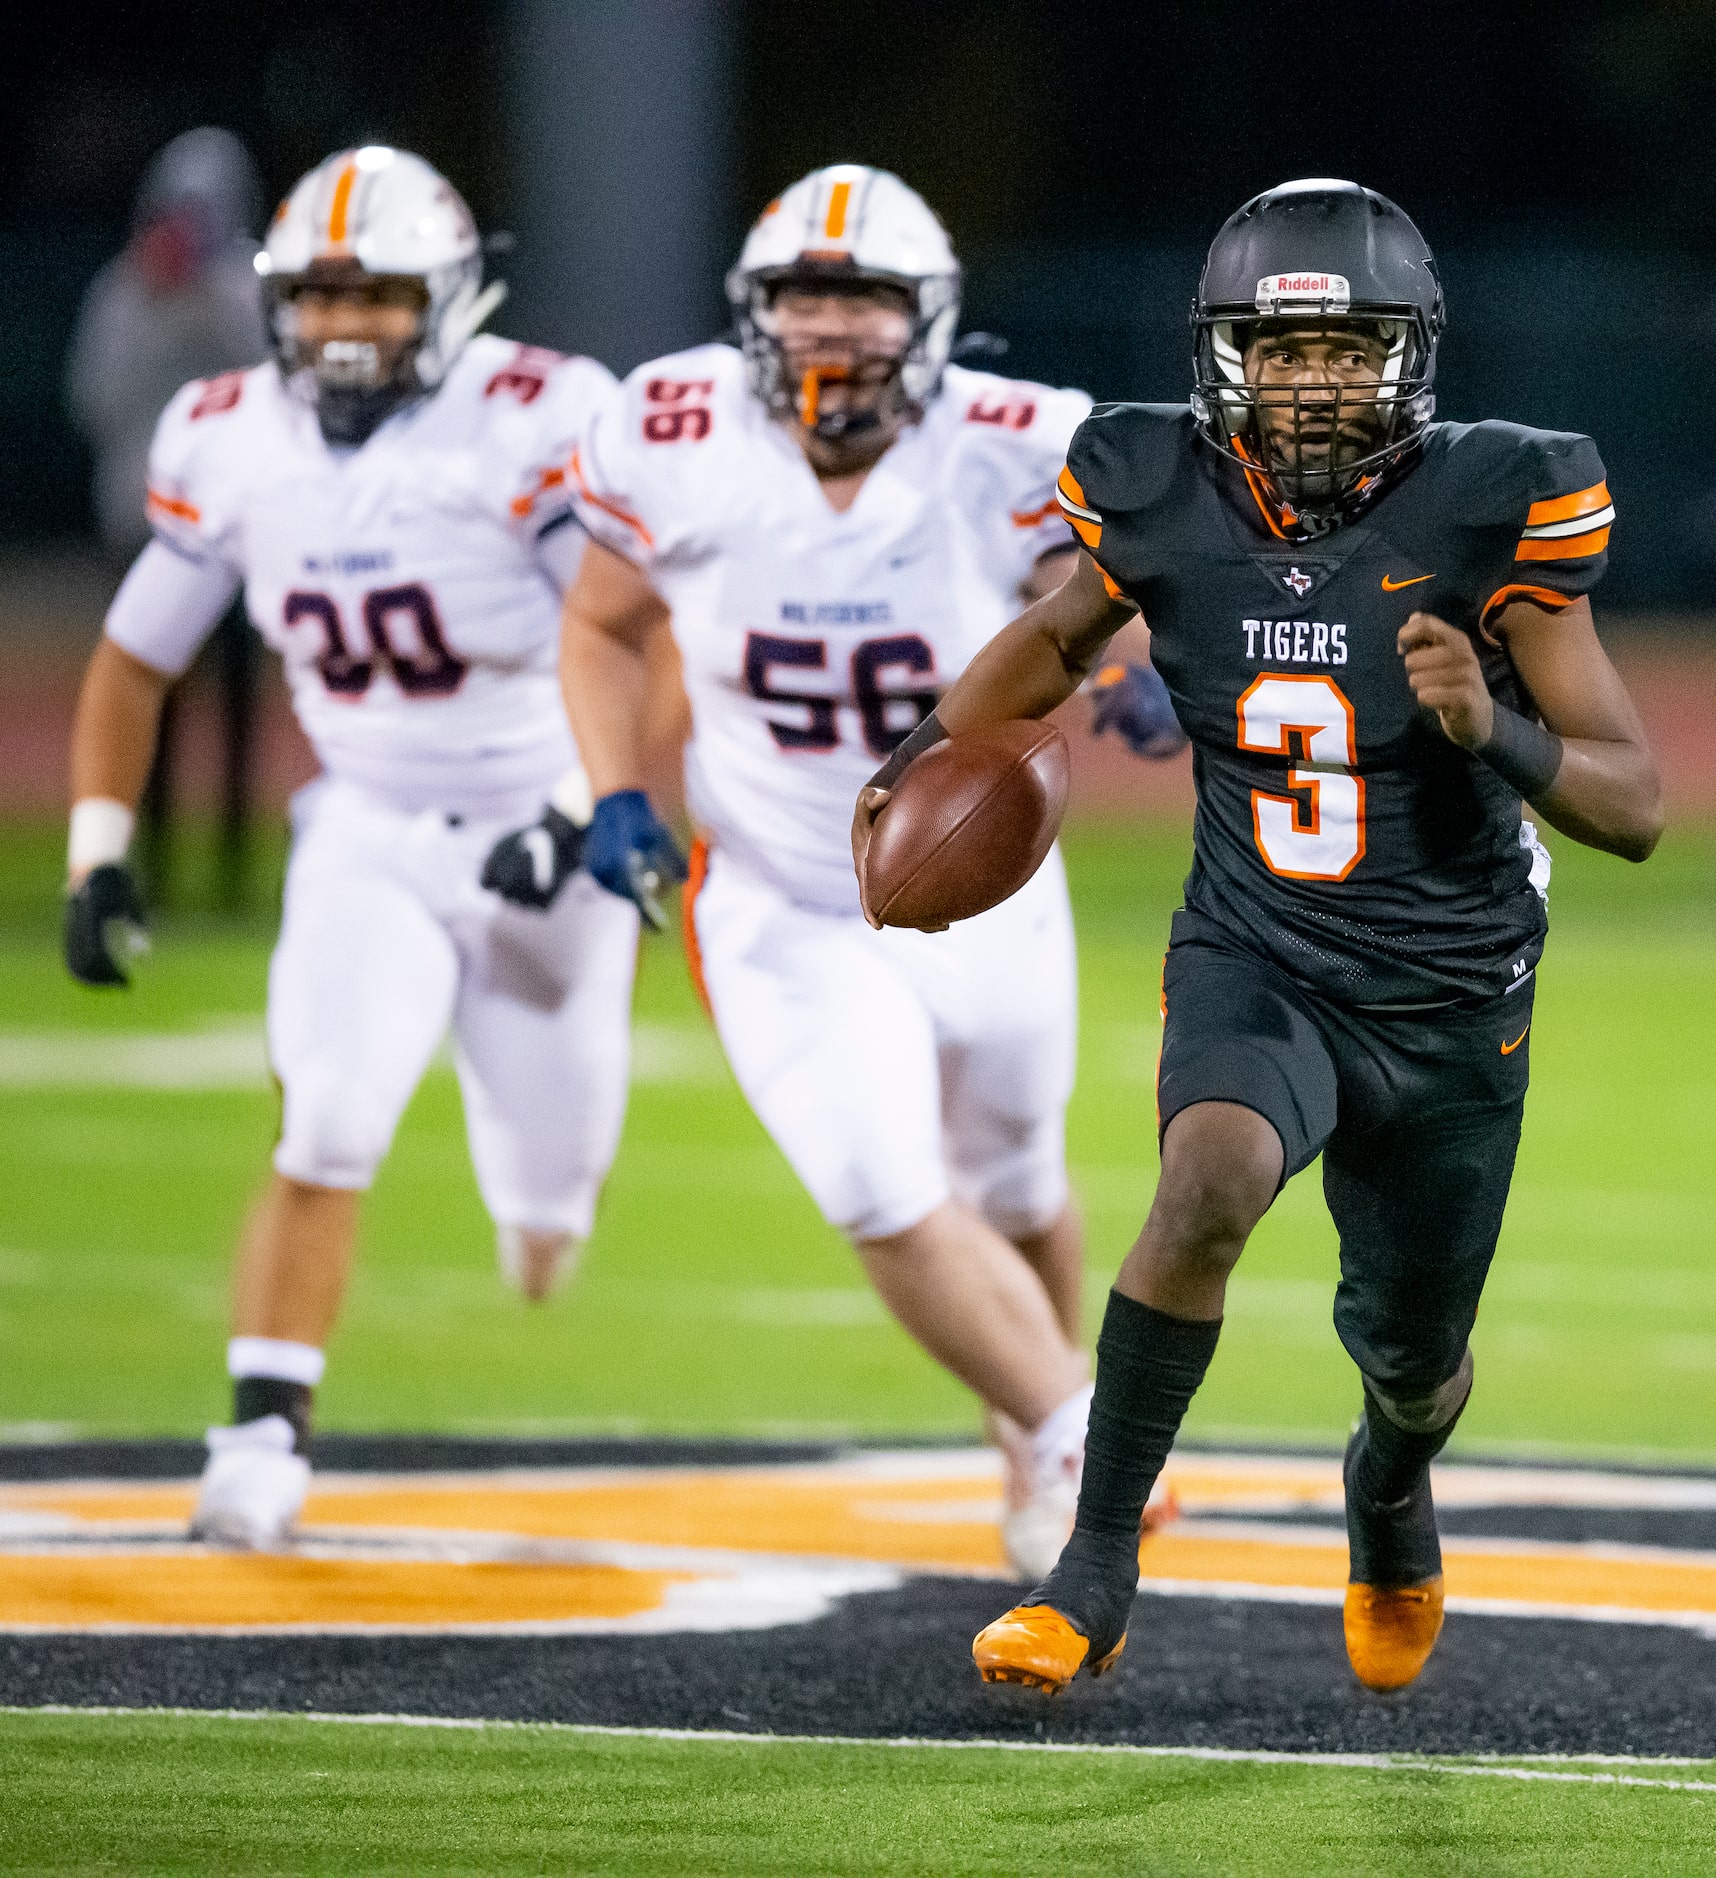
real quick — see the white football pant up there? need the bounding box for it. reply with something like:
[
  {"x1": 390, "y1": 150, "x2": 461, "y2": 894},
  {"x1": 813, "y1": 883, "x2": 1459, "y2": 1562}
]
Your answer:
[
  {"x1": 688, "y1": 844, "x2": 1077, "y2": 1243},
  {"x1": 268, "y1": 778, "x2": 638, "y2": 1236}
]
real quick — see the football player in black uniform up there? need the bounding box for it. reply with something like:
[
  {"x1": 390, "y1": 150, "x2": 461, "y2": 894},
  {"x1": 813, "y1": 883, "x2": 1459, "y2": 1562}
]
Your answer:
[{"x1": 852, "y1": 179, "x2": 1663, "y2": 1695}]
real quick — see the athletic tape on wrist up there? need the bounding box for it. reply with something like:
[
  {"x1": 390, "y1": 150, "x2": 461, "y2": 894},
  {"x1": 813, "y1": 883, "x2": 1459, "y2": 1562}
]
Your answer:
[
  {"x1": 550, "y1": 765, "x2": 595, "y2": 828},
  {"x1": 68, "y1": 798, "x2": 135, "y2": 876},
  {"x1": 1477, "y1": 705, "x2": 1563, "y2": 802}
]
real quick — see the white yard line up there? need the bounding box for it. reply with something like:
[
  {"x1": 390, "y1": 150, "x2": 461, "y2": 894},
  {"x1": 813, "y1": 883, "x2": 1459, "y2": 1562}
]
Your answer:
[
  {"x1": 0, "y1": 1021, "x2": 722, "y2": 1090},
  {"x1": 2, "y1": 1705, "x2": 1712, "y2": 1791}
]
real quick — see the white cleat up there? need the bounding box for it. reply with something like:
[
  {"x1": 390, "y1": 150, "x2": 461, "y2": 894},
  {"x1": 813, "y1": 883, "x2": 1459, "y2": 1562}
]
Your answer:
[
  {"x1": 496, "y1": 1226, "x2": 582, "y2": 1304},
  {"x1": 1003, "y1": 1471, "x2": 1080, "y2": 1581},
  {"x1": 1002, "y1": 1384, "x2": 1090, "y2": 1581},
  {"x1": 189, "y1": 1415, "x2": 310, "y2": 1548},
  {"x1": 1000, "y1": 1385, "x2": 1181, "y2": 1580}
]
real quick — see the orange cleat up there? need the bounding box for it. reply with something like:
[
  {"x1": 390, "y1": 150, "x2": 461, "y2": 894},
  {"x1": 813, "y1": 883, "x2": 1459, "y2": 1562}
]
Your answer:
[
  {"x1": 1343, "y1": 1575, "x2": 1445, "y2": 1692},
  {"x1": 972, "y1": 1603, "x2": 1126, "y2": 1695}
]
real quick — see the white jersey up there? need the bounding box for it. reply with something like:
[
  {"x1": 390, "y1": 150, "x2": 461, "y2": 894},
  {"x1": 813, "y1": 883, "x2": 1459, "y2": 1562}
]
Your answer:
[
  {"x1": 118, "y1": 335, "x2": 614, "y2": 820},
  {"x1": 571, "y1": 345, "x2": 1090, "y2": 912}
]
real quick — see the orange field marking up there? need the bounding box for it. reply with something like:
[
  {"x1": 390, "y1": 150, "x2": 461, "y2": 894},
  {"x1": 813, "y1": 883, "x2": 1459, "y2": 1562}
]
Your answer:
[
  {"x1": 0, "y1": 1552, "x2": 683, "y2": 1630},
  {"x1": 8, "y1": 1457, "x2": 1716, "y2": 1634}
]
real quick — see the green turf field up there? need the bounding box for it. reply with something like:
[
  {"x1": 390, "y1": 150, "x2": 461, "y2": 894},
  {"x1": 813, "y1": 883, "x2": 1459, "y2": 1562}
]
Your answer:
[
  {"x1": 0, "y1": 817, "x2": 1711, "y2": 1458},
  {"x1": 0, "y1": 1711, "x2": 1711, "y2": 1877}
]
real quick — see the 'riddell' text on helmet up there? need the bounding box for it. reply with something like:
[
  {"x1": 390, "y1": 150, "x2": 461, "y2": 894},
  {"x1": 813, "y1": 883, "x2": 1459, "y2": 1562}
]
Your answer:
[
  {"x1": 726, "y1": 165, "x2": 961, "y2": 443},
  {"x1": 257, "y1": 146, "x2": 506, "y2": 445},
  {"x1": 1191, "y1": 178, "x2": 1445, "y2": 532}
]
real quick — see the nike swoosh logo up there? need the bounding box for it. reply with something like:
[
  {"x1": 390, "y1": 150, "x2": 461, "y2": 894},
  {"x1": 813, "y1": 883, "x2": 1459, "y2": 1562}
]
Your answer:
[
  {"x1": 1382, "y1": 572, "x2": 1435, "y2": 591},
  {"x1": 1500, "y1": 1026, "x2": 1530, "y2": 1055}
]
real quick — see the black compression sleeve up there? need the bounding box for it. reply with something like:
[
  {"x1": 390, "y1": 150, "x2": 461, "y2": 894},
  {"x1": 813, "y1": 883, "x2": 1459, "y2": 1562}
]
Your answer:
[
  {"x1": 865, "y1": 709, "x2": 948, "y2": 793},
  {"x1": 1476, "y1": 703, "x2": 1564, "y2": 802}
]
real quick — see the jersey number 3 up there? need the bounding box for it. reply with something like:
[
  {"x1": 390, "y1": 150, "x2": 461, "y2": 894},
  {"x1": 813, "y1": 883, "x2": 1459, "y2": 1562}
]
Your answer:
[{"x1": 1237, "y1": 674, "x2": 1366, "y2": 882}]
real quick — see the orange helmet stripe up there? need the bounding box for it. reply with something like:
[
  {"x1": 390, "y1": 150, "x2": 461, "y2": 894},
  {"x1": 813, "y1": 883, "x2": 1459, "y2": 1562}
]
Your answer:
[
  {"x1": 824, "y1": 180, "x2": 852, "y2": 240},
  {"x1": 326, "y1": 160, "x2": 359, "y2": 246}
]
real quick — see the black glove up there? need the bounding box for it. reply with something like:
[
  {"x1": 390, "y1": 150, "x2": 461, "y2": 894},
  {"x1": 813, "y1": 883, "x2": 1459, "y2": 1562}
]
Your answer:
[
  {"x1": 480, "y1": 806, "x2": 587, "y2": 910},
  {"x1": 64, "y1": 862, "x2": 148, "y2": 987},
  {"x1": 584, "y1": 789, "x2": 688, "y2": 932},
  {"x1": 1090, "y1": 660, "x2": 1188, "y2": 760}
]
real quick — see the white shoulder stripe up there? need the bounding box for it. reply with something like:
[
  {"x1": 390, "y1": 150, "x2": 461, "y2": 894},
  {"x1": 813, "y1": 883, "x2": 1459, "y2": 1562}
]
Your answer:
[
  {"x1": 1056, "y1": 491, "x2": 1101, "y2": 525},
  {"x1": 1521, "y1": 505, "x2": 1615, "y2": 541}
]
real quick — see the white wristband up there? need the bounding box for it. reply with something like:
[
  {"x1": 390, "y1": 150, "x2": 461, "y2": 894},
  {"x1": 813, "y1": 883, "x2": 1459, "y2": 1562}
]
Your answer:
[
  {"x1": 68, "y1": 798, "x2": 135, "y2": 878},
  {"x1": 550, "y1": 764, "x2": 595, "y2": 828}
]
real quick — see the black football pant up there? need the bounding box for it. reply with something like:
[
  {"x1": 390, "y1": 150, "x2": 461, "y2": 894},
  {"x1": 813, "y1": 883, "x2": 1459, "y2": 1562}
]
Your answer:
[{"x1": 1155, "y1": 909, "x2": 1535, "y2": 1394}]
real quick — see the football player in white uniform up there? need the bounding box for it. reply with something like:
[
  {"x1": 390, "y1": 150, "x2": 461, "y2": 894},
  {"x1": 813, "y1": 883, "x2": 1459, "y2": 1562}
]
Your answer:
[
  {"x1": 64, "y1": 147, "x2": 637, "y2": 1546},
  {"x1": 490, "y1": 166, "x2": 1176, "y2": 1575}
]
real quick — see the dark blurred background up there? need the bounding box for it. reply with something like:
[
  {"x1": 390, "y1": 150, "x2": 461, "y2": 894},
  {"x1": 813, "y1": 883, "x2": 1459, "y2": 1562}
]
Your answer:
[{"x1": 6, "y1": 0, "x2": 1716, "y2": 606}]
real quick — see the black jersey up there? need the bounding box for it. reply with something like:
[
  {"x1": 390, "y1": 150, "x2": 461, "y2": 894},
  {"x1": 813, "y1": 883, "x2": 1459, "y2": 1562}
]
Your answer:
[{"x1": 1058, "y1": 407, "x2": 1612, "y2": 1007}]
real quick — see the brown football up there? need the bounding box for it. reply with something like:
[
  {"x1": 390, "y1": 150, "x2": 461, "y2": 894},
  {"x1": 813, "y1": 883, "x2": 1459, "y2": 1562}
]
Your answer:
[{"x1": 863, "y1": 719, "x2": 1070, "y2": 930}]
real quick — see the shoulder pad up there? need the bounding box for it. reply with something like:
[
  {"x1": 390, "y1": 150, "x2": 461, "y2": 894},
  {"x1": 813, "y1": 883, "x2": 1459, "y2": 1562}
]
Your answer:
[
  {"x1": 944, "y1": 365, "x2": 1088, "y2": 435},
  {"x1": 1423, "y1": 421, "x2": 1612, "y2": 621},
  {"x1": 623, "y1": 343, "x2": 740, "y2": 446},
  {"x1": 1428, "y1": 421, "x2": 1609, "y2": 530},
  {"x1": 1065, "y1": 403, "x2": 1196, "y2": 518},
  {"x1": 145, "y1": 365, "x2": 274, "y2": 555}
]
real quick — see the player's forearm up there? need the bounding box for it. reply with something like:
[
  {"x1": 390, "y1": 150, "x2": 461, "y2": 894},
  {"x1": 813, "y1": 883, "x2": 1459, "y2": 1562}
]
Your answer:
[
  {"x1": 1530, "y1": 735, "x2": 1664, "y2": 863},
  {"x1": 559, "y1": 608, "x2": 652, "y2": 795},
  {"x1": 68, "y1": 638, "x2": 172, "y2": 809},
  {"x1": 938, "y1": 551, "x2": 1136, "y2": 736}
]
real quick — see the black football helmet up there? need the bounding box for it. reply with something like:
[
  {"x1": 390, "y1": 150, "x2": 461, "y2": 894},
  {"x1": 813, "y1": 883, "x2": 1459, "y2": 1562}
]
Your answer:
[{"x1": 1191, "y1": 178, "x2": 1444, "y2": 531}]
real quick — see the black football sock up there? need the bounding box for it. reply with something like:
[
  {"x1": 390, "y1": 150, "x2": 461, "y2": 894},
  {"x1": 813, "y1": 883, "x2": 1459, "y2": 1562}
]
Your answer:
[
  {"x1": 232, "y1": 1376, "x2": 313, "y2": 1455},
  {"x1": 1037, "y1": 1291, "x2": 1222, "y2": 1655},
  {"x1": 1345, "y1": 1350, "x2": 1473, "y2": 1587}
]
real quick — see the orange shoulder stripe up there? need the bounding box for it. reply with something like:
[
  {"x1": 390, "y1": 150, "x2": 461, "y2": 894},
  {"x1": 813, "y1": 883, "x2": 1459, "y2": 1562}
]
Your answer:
[
  {"x1": 1516, "y1": 526, "x2": 1610, "y2": 562},
  {"x1": 568, "y1": 447, "x2": 654, "y2": 550},
  {"x1": 1526, "y1": 481, "x2": 1610, "y2": 529},
  {"x1": 1010, "y1": 494, "x2": 1062, "y2": 528},
  {"x1": 146, "y1": 487, "x2": 201, "y2": 525},
  {"x1": 1055, "y1": 466, "x2": 1102, "y2": 546},
  {"x1": 509, "y1": 464, "x2": 567, "y2": 519}
]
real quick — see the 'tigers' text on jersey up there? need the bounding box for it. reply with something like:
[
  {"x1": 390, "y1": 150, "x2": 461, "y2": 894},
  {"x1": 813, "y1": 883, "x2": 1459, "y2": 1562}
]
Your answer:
[{"x1": 1242, "y1": 617, "x2": 1348, "y2": 667}]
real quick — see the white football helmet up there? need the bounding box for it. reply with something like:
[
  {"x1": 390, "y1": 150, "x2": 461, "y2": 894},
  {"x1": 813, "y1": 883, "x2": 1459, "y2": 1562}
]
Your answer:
[
  {"x1": 257, "y1": 145, "x2": 505, "y2": 436},
  {"x1": 726, "y1": 164, "x2": 961, "y2": 436}
]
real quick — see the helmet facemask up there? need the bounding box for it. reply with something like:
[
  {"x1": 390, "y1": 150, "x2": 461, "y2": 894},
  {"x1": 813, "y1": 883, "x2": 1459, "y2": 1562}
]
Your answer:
[
  {"x1": 266, "y1": 255, "x2": 479, "y2": 446},
  {"x1": 1194, "y1": 310, "x2": 1437, "y2": 531},
  {"x1": 732, "y1": 264, "x2": 959, "y2": 447}
]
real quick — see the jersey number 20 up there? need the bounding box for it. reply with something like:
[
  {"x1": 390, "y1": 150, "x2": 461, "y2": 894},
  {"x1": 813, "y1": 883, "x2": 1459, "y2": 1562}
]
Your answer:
[{"x1": 1237, "y1": 674, "x2": 1365, "y2": 881}]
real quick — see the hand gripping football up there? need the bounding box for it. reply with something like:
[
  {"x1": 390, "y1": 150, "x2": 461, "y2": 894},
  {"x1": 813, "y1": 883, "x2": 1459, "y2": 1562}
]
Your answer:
[{"x1": 862, "y1": 720, "x2": 1070, "y2": 930}]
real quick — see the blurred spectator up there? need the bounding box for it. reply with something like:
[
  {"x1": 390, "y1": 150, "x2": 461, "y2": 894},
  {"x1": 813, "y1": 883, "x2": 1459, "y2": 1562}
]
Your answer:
[{"x1": 65, "y1": 128, "x2": 269, "y2": 908}]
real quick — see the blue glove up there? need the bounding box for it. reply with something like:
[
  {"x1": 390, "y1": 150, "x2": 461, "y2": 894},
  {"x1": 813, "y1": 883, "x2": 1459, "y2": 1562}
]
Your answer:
[
  {"x1": 1090, "y1": 660, "x2": 1188, "y2": 760},
  {"x1": 584, "y1": 789, "x2": 687, "y2": 931}
]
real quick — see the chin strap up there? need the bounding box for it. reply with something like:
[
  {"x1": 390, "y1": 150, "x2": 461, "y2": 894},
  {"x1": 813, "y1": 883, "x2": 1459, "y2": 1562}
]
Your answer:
[{"x1": 316, "y1": 381, "x2": 417, "y2": 446}]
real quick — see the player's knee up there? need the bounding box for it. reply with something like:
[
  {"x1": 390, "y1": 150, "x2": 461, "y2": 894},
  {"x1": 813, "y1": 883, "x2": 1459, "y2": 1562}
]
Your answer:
[
  {"x1": 274, "y1": 1074, "x2": 395, "y2": 1190},
  {"x1": 1151, "y1": 1103, "x2": 1282, "y2": 1260},
  {"x1": 1366, "y1": 1348, "x2": 1474, "y2": 1435}
]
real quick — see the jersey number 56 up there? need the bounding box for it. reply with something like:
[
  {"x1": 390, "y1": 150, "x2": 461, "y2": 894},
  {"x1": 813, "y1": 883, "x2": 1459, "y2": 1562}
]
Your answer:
[{"x1": 1237, "y1": 674, "x2": 1366, "y2": 881}]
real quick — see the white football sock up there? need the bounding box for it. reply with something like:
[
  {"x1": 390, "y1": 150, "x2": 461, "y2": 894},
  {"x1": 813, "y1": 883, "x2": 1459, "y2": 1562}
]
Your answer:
[{"x1": 226, "y1": 1337, "x2": 325, "y2": 1386}]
